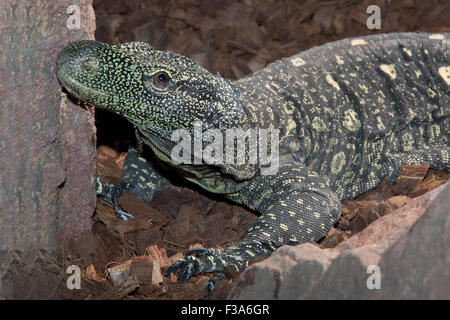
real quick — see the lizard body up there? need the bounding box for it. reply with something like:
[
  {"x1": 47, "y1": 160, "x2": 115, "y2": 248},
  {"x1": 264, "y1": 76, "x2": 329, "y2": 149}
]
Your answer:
[{"x1": 56, "y1": 32, "x2": 449, "y2": 293}]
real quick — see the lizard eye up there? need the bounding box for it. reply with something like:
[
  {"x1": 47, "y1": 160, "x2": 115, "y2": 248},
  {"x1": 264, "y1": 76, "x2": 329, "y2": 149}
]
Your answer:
[{"x1": 153, "y1": 71, "x2": 170, "y2": 88}]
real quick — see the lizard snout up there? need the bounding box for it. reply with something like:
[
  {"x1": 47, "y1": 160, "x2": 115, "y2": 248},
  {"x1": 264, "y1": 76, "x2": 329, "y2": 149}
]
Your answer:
[{"x1": 56, "y1": 40, "x2": 105, "y2": 81}]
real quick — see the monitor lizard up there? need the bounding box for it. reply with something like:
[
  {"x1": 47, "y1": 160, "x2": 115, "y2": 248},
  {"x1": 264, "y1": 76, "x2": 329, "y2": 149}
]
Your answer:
[{"x1": 56, "y1": 32, "x2": 449, "y2": 294}]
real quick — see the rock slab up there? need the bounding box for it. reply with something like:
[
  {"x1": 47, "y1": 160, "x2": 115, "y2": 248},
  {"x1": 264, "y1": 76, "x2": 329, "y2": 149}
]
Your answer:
[
  {"x1": 0, "y1": 0, "x2": 96, "y2": 251},
  {"x1": 229, "y1": 183, "x2": 450, "y2": 299}
]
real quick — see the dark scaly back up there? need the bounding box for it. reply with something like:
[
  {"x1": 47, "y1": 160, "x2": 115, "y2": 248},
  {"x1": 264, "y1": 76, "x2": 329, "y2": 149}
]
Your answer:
[{"x1": 234, "y1": 32, "x2": 450, "y2": 199}]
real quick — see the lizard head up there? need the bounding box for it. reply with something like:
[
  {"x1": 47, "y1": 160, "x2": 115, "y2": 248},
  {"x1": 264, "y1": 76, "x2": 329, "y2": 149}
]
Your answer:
[{"x1": 56, "y1": 40, "x2": 244, "y2": 140}]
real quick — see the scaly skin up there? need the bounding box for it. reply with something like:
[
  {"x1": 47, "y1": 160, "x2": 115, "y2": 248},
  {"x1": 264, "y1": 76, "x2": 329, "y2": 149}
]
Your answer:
[{"x1": 56, "y1": 33, "x2": 449, "y2": 294}]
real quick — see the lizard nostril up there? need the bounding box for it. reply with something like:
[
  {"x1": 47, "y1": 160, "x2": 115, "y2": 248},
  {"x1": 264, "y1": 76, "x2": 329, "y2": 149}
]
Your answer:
[{"x1": 78, "y1": 57, "x2": 99, "y2": 73}]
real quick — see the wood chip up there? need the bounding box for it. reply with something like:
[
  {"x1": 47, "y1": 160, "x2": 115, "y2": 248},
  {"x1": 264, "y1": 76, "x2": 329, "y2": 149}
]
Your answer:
[
  {"x1": 106, "y1": 256, "x2": 162, "y2": 287},
  {"x1": 145, "y1": 245, "x2": 169, "y2": 267},
  {"x1": 107, "y1": 262, "x2": 131, "y2": 286},
  {"x1": 397, "y1": 163, "x2": 429, "y2": 195},
  {"x1": 97, "y1": 275, "x2": 139, "y2": 300}
]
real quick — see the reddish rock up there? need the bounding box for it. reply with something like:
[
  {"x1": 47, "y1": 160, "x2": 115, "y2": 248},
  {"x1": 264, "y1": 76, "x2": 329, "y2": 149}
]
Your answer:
[
  {"x1": 229, "y1": 183, "x2": 449, "y2": 299},
  {"x1": 229, "y1": 243, "x2": 338, "y2": 299},
  {"x1": 0, "y1": 0, "x2": 96, "y2": 252},
  {"x1": 372, "y1": 184, "x2": 450, "y2": 299}
]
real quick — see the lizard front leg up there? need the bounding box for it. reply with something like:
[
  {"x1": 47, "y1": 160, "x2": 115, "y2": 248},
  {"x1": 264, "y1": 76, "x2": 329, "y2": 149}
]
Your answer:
[
  {"x1": 168, "y1": 163, "x2": 341, "y2": 294},
  {"x1": 97, "y1": 147, "x2": 169, "y2": 220}
]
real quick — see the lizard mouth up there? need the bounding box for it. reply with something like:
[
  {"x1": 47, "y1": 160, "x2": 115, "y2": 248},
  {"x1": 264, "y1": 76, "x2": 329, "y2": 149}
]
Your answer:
[{"x1": 57, "y1": 71, "x2": 108, "y2": 103}]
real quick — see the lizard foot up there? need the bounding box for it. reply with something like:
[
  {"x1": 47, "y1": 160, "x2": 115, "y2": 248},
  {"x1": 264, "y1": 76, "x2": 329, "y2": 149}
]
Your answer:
[
  {"x1": 101, "y1": 196, "x2": 135, "y2": 221},
  {"x1": 116, "y1": 209, "x2": 134, "y2": 221},
  {"x1": 168, "y1": 241, "x2": 274, "y2": 294},
  {"x1": 205, "y1": 273, "x2": 227, "y2": 295},
  {"x1": 98, "y1": 181, "x2": 135, "y2": 221},
  {"x1": 111, "y1": 185, "x2": 134, "y2": 221},
  {"x1": 97, "y1": 184, "x2": 134, "y2": 221},
  {"x1": 167, "y1": 248, "x2": 229, "y2": 295}
]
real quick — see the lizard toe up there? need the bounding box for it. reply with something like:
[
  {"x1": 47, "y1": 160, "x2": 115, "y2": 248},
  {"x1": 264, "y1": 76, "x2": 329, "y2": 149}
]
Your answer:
[
  {"x1": 186, "y1": 248, "x2": 211, "y2": 256},
  {"x1": 116, "y1": 209, "x2": 134, "y2": 221},
  {"x1": 204, "y1": 272, "x2": 227, "y2": 296},
  {"x1": 168, "y1": 256, "x2": 202, "y2": 283}
]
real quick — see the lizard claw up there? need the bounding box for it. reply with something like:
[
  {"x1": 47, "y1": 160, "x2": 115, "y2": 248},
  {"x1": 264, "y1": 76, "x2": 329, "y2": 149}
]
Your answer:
[
  {"x1": 116, "y1": 209, "x2": 134, "y2": 221},
  {"x1": 111, "y1": 184, "x2": 134, "y2": 220}
]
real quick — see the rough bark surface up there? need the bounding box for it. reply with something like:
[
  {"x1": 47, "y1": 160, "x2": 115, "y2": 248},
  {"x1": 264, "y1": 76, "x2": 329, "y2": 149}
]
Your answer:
[{"x1": 0, "y1": 0, "x2": 96, "y2": 251}]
